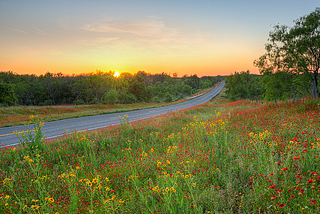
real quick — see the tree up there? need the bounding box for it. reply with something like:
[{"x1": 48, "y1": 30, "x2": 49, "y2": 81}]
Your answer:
[
  {"x1": 0, "y1": 82, "x2": 16, "y2": 106},
  {"x1": 254, "y1": 8, "x2": 320, "y2": 99},
  {"x1": 164, "y1": 92, "x2": 173, "y2": 102},
  {"x1": 225, "y1": 71, "x2": 260, "y2": 101},
  {"x1": 104, "y1": 89, "x2": 119, "y2": 105},
  {"x1": 129, "y1": 72, "x2": 152, "y2": 102}
]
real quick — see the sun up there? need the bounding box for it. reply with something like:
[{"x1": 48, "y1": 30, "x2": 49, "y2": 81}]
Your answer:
[{"x1": 114, "y1": 71, "x2": 120, "y2": 78}]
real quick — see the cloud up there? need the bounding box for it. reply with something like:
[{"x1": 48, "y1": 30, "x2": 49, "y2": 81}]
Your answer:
[
  {"x1": 80, "y1": 17, "x2": 204, "y2": 49},
  {"x1": 34, "y1": 27, "x2": 49, "y2": 36},
  {"x1": 10, "y1": 28, "x2": 29, "y2": 34},
  {"x1": 82, "y1": 17, "x2": 173, "y2": 37},
  {"x1": 75, "y1": 37, "x2": 119, "y2": 45}
]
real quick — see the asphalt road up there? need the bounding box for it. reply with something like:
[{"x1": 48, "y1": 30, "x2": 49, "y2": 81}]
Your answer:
[{"x1": 0, "y1": 81, "x2": 225, "y2": 147}]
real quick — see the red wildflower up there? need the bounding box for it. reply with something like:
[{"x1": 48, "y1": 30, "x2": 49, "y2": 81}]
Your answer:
[
  {"x1": 279, "y1": 203, "x2": 286, "y2": 208},
  {"x1": 281, "y1": 167, "x2": 289, "y2": 171},
  {"x1": 293, "y1": 156, "x2": 300, "y2": 160},
  {"x1": 269, "y1": 185, "x2": 276, "y2": 189},
  {"x1": 310, "y1": 199, "x2": 318, "y2": 205},
  {"x1": 307, "y1": 179, "x2": 314, "y2": 183}
]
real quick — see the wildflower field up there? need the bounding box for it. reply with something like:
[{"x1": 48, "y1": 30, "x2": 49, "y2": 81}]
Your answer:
[{"x1": 0, "y1": 93, "x2": 320, "y2": 213}]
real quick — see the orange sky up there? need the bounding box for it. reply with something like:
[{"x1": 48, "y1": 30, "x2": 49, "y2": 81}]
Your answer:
[{"x1": 1, "y1": 1, "x2": 319, "y2": 77}]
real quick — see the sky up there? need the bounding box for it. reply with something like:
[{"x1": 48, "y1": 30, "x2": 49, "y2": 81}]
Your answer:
[{"x1": 0, "y1": 1, "x2": 319, "y2": 77}]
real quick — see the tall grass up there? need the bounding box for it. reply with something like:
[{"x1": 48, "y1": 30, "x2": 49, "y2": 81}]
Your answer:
[{"x1": 0, "y1": 96, "x2": 319, "y2": 213}]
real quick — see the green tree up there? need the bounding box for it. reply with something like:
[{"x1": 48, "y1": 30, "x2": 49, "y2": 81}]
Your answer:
[
  {"x1": 0, "y1": 82, "x2": 16, "y2": 106},
  {"x1": 254, "y1": 7, "x2": 320, "y2": 99},
  {"x1": 225, "y1": 71, "x2": 259, "y2": 101},
  {"x1": 129, "y1": 72, "x2": 151, "y2": 102},
  {"x1": 104, "y1": 89, "x2": 119, "y2": 105},
  {"x1": 164, "y1": 92, "x2": 173, "y2": 102}
]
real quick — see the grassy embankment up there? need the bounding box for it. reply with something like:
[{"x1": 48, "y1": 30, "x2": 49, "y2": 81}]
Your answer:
[
  {"x1": 0, "y1": 89, "x2": 320, "y2": 213},
  {"x1": 0, "y1": 86, "x2": 215, "y2": 128}
]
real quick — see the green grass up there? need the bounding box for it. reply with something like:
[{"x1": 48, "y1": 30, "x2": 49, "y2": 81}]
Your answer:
[
  {"x1": 0, "y1": 86, "x2": 217, "y2": 128},
  {"x1": 0, "y1": 92, "x2": 319, "y2": 213}
]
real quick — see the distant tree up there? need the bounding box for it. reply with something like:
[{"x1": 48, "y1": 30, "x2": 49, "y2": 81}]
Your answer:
[
  {"x1": 104, "y1": 89, "x2": 119, "y2": 105},
  {"x1": 181, "y1": 84, "x2": 192, "y2": 95},
  {"x1": 129, "y1": 72, "x2": 152, "y2": 102},
  {"x1": 201, "y1": 80, "x2": 212, "y2": 89},
  {"x1": 42, "y1": 72, "x2": 62, "y2": 105},
  {"x1": 0, "y1": 82, "x2": 16, "y2": 106},
  {"x1": 225, "y1": 71, "x2": 262, "y2": 101},
  {"x1": 164, "y1": 92, "x2": 173, "y2": 102}
]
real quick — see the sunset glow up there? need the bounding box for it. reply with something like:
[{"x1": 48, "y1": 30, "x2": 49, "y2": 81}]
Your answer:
[
  {"x1": 0, "y1": 1, "x2": 319, "y2": 77},
  {"x1": 114, "y1": 71, "x2": 120, "y2": 78}
]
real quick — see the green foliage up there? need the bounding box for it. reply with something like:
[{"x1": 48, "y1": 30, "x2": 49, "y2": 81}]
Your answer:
[
  {"x1": 225, "y1": 71, "x2": 262, "y2": 101},
  {"x1": 16, "y1": 115, "x2": 45, "y2": 154},
  {"x1": 164, "y1": 92, "x2": 173, "y2": 102},
  {"x1": 0, "y1": 70, "x2": 221, "y2": 107},
  {"x1": 0, "y1": 81, "x2": 16, "y2": 106},
  {"x1": 2, "y1": 98, "x2": 319, "y2": 213},
  {"x1": 254, "y1": 7, "x2": 320, "y2": 99},
  {"x1": 104, "y1": 89, "x2": 119, "y2": 105}
]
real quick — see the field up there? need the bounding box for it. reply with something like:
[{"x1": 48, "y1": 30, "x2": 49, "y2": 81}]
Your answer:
[
  {"x1": 0, "y1": 87, "x2": 215, "y2": 128},
  {"x1": 0, "y1": 92, "x2": 320, "y2": 213}
]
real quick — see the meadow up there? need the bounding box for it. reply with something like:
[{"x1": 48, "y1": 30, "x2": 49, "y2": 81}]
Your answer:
[
  {"x1": 0, "y1": 91, "x2": 319, "y2": 213},
  {"x1": 0, "y1": 87, "x2": 214, "y2": 128}
]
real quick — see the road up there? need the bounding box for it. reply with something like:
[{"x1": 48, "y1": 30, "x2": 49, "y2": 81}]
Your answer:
[{"x1": 0, "y1": 81, "x2": 225, "y2": 147}]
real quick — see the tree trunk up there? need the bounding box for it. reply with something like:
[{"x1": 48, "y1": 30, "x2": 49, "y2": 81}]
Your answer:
[
  {"x1": 313, "y1": 71, "x2": 319, "y2": 99},
  {"x1": 292, "y1": 86, "x2": 296, "y2": 103}
]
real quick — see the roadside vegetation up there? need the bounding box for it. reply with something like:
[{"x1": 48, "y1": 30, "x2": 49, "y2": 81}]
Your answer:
[
  {"x1": 226, "y1": 8, "x2": 320, "y2": 103},
  {"x1": 0, "y1": 91, "x2": 319, "y2": 213},
  {"x1": 0, "y1": 7, "x2": 319, "y2": 214},
  {"x1": 0, "y1": 86, "x2": 216, "y2": 128},
  {"x1": 0, "y1": 70, "x2": 222, "y2": 107}
]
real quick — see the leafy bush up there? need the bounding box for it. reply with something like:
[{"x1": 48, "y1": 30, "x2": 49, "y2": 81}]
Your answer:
[{"x1": 164, "y1": 92, "x2": 173, "y2": 102}]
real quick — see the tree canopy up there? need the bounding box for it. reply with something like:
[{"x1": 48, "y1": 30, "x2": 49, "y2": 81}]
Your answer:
[
  {"x1": 0, "y1": 70, "x2": 222, "y2": 106},
  {"x1": 254, "y1": 7, "x2": 320, "y2": 99}
]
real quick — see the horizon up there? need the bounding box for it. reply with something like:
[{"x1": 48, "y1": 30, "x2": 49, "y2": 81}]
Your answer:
[
  {"x1": 1, "y1": 1, "x2": 319, "y2": 77},
  {"x1": 0, "y1": 69, "x2": 231, "y2": 78}
]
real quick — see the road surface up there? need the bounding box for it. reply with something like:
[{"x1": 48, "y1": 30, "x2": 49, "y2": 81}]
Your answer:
[{"x1": 0, "y1": 81, "x2": 225, "y2": 147}]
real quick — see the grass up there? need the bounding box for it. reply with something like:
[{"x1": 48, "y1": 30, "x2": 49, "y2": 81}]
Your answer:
[
  {"x1": 0, "y1": 90, "x2": 319, "y2": 213},
  {"x1": 0, "y1": 86, "x2": 217, "y2": 128}
]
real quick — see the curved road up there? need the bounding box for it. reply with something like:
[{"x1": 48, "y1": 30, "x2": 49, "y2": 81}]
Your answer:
[{"x1": 0, "y1": 81, "x2": 225, "y2": 147}]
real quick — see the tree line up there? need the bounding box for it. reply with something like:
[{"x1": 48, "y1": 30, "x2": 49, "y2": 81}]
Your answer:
[
  {"x1": 226, "y1": 8, "x2": 320, "y2": 103},
  {"x1": 0, "y1": 70, "x2": 222, "y2": 106}
]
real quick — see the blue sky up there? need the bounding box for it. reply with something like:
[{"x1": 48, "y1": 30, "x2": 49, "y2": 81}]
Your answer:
[{"x1": 0, "y1": 0, "x2": 319, "y2": 76}]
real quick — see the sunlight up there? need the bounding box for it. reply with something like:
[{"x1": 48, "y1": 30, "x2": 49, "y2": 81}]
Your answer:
[{"x1": 114, "y1": 71, "x2": 120, "y2": 78}]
